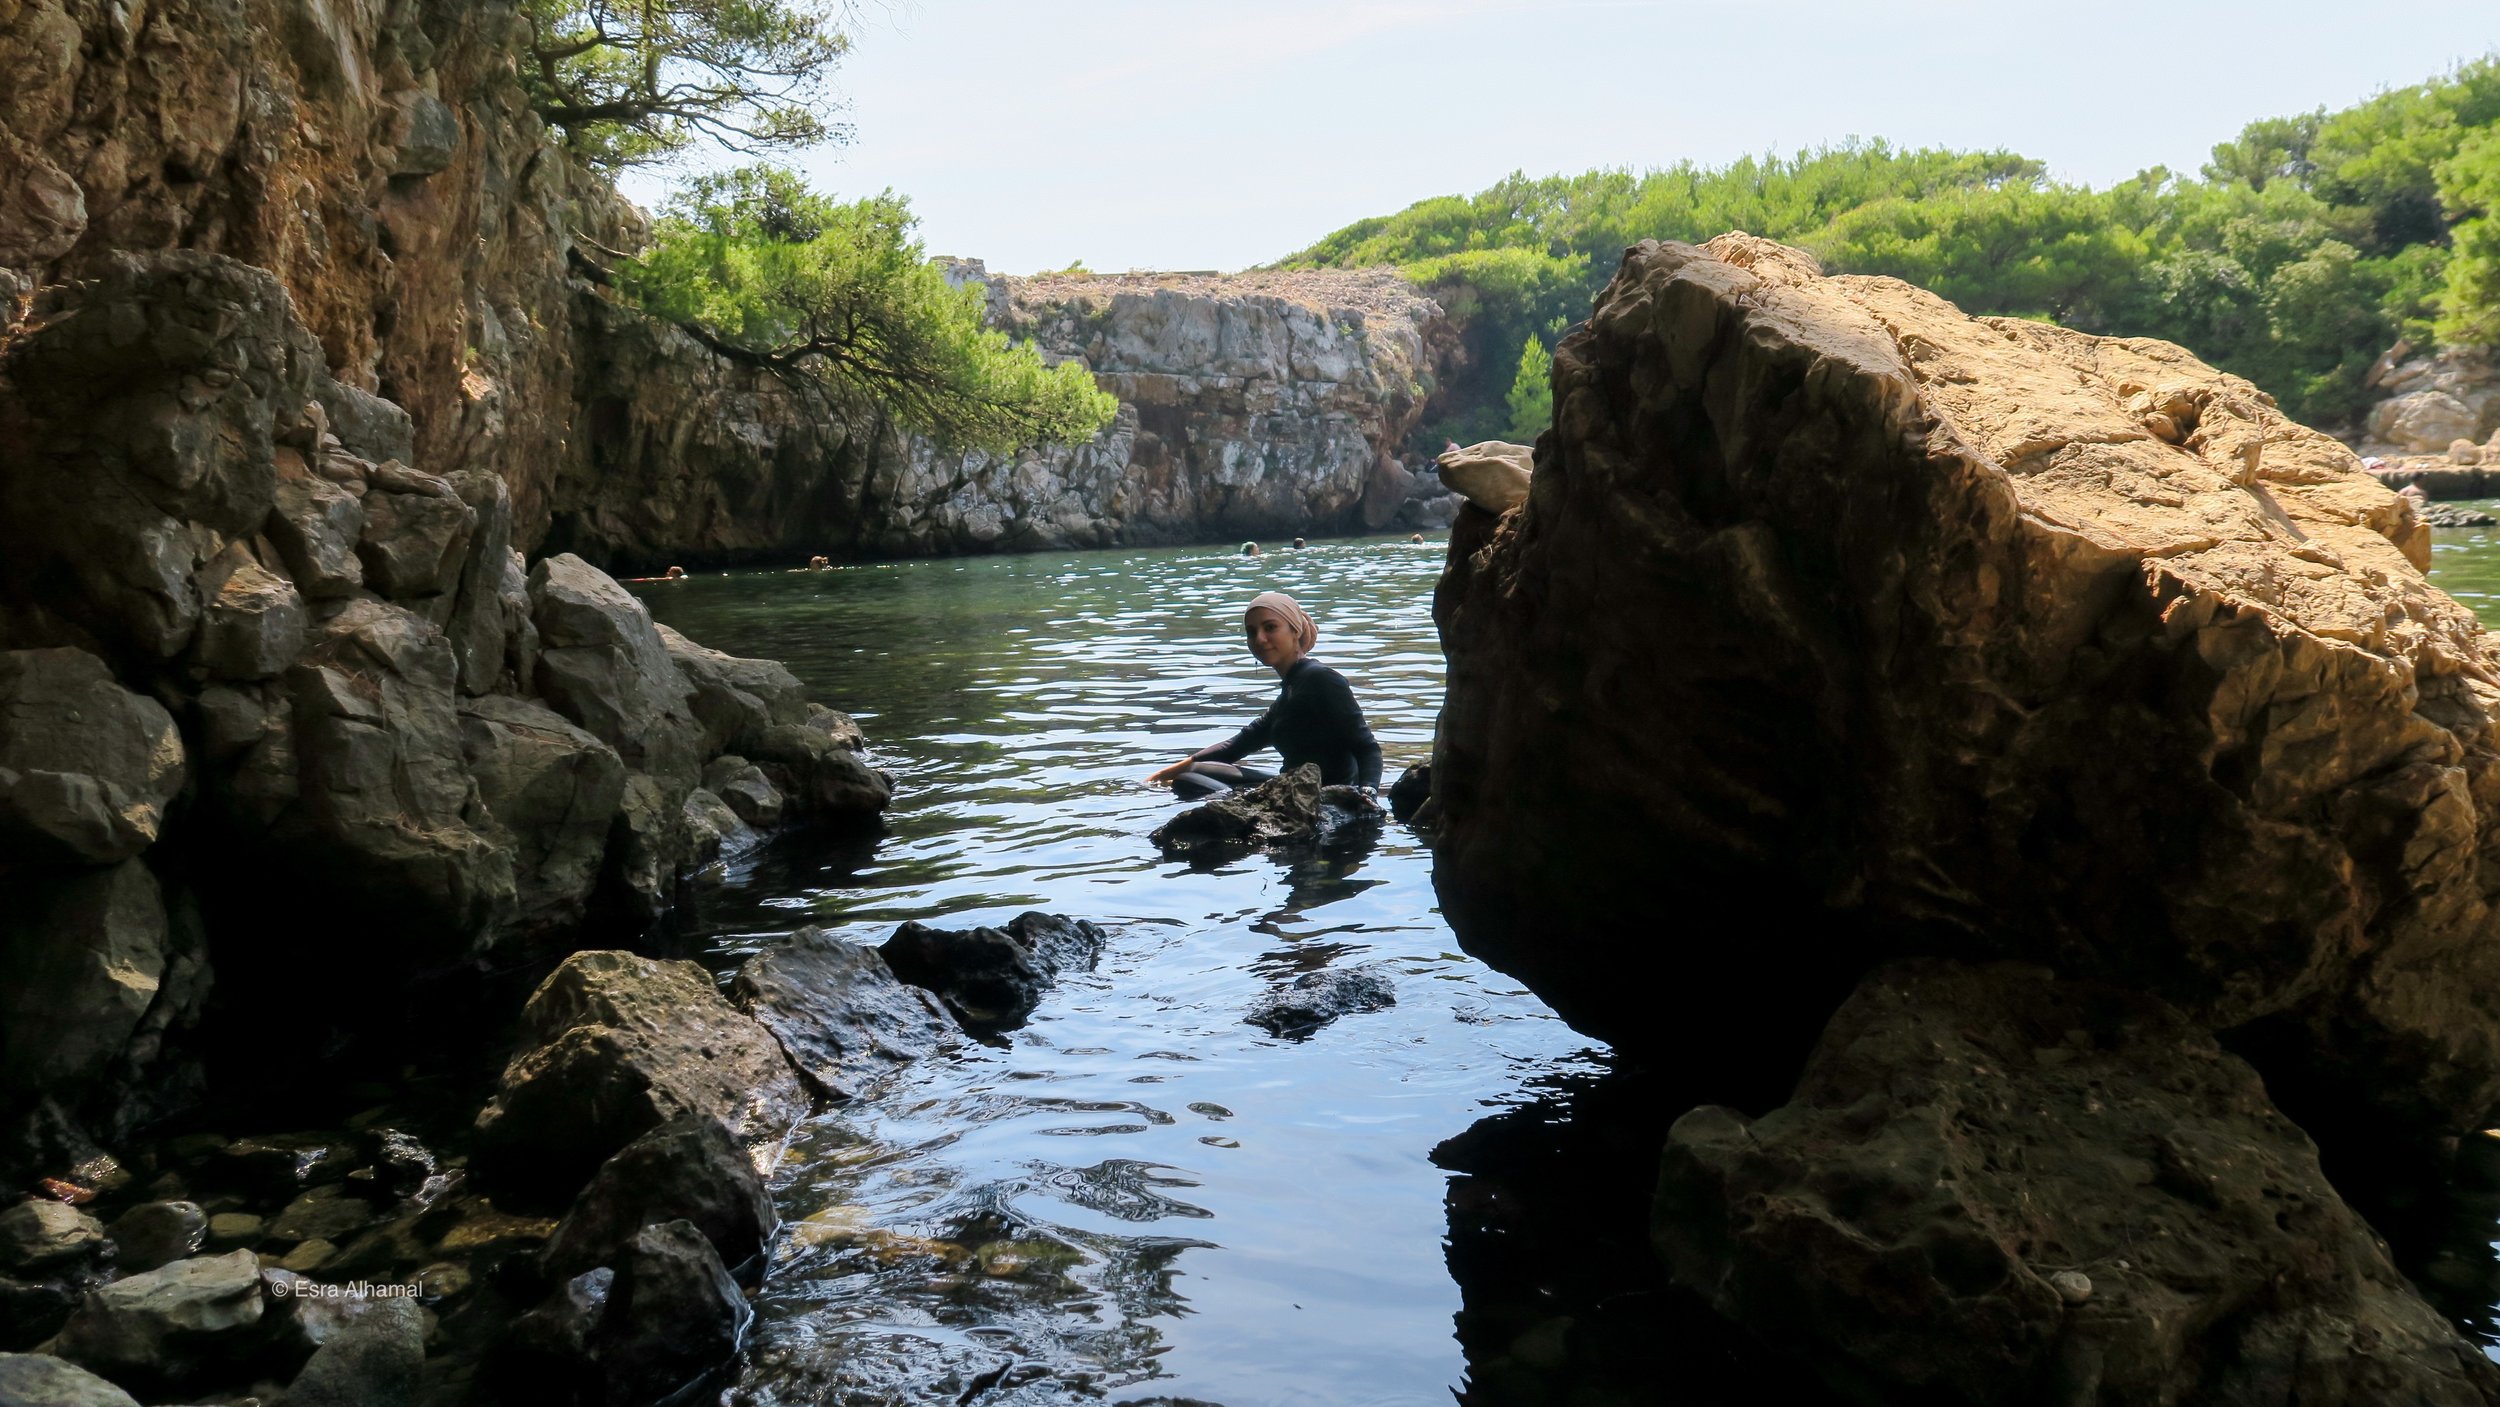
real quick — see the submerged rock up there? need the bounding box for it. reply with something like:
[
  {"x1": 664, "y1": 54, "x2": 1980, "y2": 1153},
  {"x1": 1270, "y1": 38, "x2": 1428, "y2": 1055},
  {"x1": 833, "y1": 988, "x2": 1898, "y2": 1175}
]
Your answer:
[
  {"x1": 279, "y1": 1293, "x2": 423, "y2": 1407},
  {"x1": 878, "y1": 912, "x2": 1107, "y2": 1033},
  {"x1": 1245, "y1": 965, "x2": 1397, "y2": 1038},
  {"x1": 1431, "y1": 234, "x2": 2500, "y2": 1149},
  {"x1": 1658, "y1": 960, "x2": 2500, "y2": 1404},
  {"x1": 0, "y1": 1200, "x2": 103, "y2": 1276},
  {"x1": 731, "y1": 927, "x2": 959, "y2": 1100},
  {"x1": 104, "y1": 1201, "x2": 206, "y2": 1274},
  {"x1": 472, "y1": 951, "x2": 807, "y2": 1204}
]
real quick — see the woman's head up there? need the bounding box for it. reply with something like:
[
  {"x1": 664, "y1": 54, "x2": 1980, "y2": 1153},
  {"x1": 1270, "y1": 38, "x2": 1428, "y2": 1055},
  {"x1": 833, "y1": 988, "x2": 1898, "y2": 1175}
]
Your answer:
[{"x1": 1243, "y1": 591, "x2": 1316, "y2": 670}]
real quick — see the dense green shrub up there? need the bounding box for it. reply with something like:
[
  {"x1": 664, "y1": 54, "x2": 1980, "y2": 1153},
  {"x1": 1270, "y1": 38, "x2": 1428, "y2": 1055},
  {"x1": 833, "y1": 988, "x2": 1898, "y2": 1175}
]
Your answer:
[
  {"x1": 1286, "y1": 58, "x2": 2500, "y2": 438},
  {"x1": 617, "y1": 166, "x2": 1118, "y2": 453}
]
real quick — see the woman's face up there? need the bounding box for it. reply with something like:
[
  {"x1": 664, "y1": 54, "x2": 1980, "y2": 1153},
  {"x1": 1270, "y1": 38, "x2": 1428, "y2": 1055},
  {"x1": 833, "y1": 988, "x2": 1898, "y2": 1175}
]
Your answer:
[{"x1": 1244, "y1": 609, "x2": 1304, "y2": 670}]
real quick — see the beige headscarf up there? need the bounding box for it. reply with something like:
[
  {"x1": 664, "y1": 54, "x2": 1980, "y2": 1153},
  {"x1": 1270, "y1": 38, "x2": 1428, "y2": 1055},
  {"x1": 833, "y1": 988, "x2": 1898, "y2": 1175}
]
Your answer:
[{"x1": 1244, "y1": 591, "x2": 1317, "y2": 655}]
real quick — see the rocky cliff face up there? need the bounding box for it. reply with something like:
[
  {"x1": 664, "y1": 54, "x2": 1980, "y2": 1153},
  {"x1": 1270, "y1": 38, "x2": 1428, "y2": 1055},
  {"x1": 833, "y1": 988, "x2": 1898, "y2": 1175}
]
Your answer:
[
  {"x1": 1428, "y1": 233, "x2": 2500, "y2": 1401},
  {"x1": 547, "y1": 264, "x2": 1454, "y2": 567},
  {"x1": 0, "y1": 1, "x2": 890, "y2": 1170},
  {"x1": 2361, "y1": 346, "x2": 2500, "y2": 457}
]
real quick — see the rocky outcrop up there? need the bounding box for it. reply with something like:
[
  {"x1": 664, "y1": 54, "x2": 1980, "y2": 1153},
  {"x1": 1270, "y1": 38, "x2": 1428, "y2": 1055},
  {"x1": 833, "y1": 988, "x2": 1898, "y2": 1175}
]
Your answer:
[
  {"x1": 2361, "y1": 347, "x2": 2500, "y2": 456},
  {"x1": 549, "y1": 265, "x2": 1454, "y2": 566},
  {"x1": 876, "y1": 912, "x2": 1107, "y2": 1033},
  {"x1": 1660, "y1": 960, "x2": 2500, "y2": 1405},
  {"x1": 1429, "y1": 234, "x2": 2500, "y2": 1402},
  {"x1": 1434, "y1": 234, "x2": 2500, "y2": 1137}
]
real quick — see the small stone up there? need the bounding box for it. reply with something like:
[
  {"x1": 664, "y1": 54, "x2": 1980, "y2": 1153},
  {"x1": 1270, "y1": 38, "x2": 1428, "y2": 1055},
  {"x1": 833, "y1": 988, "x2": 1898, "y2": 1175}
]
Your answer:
[
  {"x1": 281, "y1": 1238, "x2": 340, "y2": 1273},
  {"x1": 107, "y1": 1200, "x2": 207, "y2": 1272},
  {"x1": 2049, "y1": 1270, "x2": 2093, "y2": 1304},
  {"x1": 269, "y1": 1190, "x2": 375, "y2": 1244},
  {"x1": 206, "y1": 1212, "x2": 264, "y2": 1248}
]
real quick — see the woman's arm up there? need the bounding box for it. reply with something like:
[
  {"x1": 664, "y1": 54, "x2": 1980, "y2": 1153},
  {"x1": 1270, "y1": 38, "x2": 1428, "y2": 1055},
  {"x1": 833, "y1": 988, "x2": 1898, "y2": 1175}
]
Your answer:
[
  {"x1": 1146, "y1": 705, "x2": 1277, "y2": 784},
  {"x1": 1308, "y1": 669, "x2": 1383, "y2": 791}
]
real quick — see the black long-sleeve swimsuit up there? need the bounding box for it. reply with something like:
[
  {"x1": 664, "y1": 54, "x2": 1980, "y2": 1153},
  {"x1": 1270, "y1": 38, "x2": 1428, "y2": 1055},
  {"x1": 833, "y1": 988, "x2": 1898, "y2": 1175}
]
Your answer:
[{"x1": 1196, "y1": 657, "x2": 1383, "y2": 790}]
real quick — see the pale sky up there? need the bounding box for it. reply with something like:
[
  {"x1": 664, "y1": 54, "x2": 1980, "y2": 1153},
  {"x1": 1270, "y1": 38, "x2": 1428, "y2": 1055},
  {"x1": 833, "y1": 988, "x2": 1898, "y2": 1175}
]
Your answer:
[{"x1": 620, "y1": 1, "x2": 2500, "y2": 275}]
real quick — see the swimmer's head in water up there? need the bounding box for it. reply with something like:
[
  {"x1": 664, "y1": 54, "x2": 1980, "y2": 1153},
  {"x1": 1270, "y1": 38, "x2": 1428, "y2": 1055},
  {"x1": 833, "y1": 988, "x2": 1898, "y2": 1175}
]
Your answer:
[
  {"x1": 1292, "y1": 537, "x2": 1306, "y2": 548},
  {"x1": 1242, "y1": 591, "x2": 1316, "y2": 669},
  {"x1": 1240, "y1": 541, "x2": 1260, "y2": 555},
  {"x1": 664, "y1": 565, "x2": 686, "y2": 579}
]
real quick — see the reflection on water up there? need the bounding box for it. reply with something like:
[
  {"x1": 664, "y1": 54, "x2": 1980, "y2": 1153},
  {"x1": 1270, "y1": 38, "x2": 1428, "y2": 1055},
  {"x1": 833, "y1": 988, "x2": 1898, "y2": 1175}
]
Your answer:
[
  {"x1": 2429, "y1": 505, "x2": 2500, "y2": 630},
  {"x1": 637, "y1": 539, "x2": 1605, "y2": 1406}
]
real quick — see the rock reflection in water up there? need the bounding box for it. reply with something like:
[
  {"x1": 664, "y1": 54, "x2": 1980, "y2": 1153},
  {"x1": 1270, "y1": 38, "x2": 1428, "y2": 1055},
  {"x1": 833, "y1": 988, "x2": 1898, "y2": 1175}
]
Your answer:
[{"x1": 1436, "y1": 1064, "x2": 1844, "y2": 1407}]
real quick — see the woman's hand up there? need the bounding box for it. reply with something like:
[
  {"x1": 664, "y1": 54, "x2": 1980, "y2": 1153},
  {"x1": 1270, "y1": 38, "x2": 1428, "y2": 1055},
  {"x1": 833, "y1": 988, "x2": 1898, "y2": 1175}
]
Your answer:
[{"x1": 1145, "y1": 758, "x2": 1192, "y2": 787}]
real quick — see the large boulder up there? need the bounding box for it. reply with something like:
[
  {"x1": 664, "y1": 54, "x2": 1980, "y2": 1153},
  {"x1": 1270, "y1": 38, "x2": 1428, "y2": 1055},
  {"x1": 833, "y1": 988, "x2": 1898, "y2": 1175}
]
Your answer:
[
  {"x1": 274, "y1": 597, "x2": 515, "y2": 946},
  {"x1": 357, "y1": 462, "x2": 476, "y2": 601},
  {"x1": 0, "y1": 862, "x2": 169, "y2": 1102},
  {"x1": 0, "y1": 1353, "x2": 140, "y2": 1407},
  {"x1": 278, "y1": 1292, "x2": 423, "y2": 1407},
  {"x1": 472, "y1": 951, "x2": 808, "y2": 1204},
  {"x1": 528, "y1": 554, "x2": 703, "y2": 789},
  {"x1": 1658, "y1": 960, "x2": 2500, "y2": 1405},
  {"x1": 0, "y1": 253, "x2": 319, "y2": 661},
  {"x1": 191, "y1": 543, "x2": 307, "y2": 681},
  {"x1": 539, "y1": 1116, "x2": 776, "y2": 1281},
  {"x1": 1430, "y1": 235, "x2": 2500, "y2": 1147},
  {"x1": 444, "y1": 469, "x2": 531, "y2": 695},
  {"x1": 730, "y1": 927, "x2": 960, "y2": 1100},
  {"x1": 459, "y1": 694, "x2": 628, "y2": 935},
  {"x1": 51, "y1": 1249, "x2": 264, "y2": 1392},
  {"x1": 0, "y1": 648, "x2": 185, "y2": 865}
]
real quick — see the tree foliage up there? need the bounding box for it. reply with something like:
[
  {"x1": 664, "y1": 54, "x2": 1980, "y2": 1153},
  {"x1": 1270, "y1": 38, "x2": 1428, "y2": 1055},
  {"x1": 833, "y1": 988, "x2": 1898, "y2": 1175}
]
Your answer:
[
  {"x1": 617, "y1": 166, "x2": 1118, "y2": 453},
  {"x1": 1503, "y1": 336, "x2": 1553, "y2": 443},
  {"x1": 521, "y1": 0, "x2": 850, "y2": 168},
  {"x1": 1285, "y1": 57, "x2": 2500, "y2": 436}
]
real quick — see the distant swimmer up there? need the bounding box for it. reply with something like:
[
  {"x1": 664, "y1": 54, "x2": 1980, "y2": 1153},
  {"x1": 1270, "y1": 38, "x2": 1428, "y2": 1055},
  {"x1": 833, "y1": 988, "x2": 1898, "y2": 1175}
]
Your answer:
[
  {"x1": 809, "y1": 555, "x2": 831, "y2": 570},
  {"x1": 1241, "y1": 541, "x2": 1262, "y2": 557},
  {"x1": 1292, "y1": 537, "x2": 1306, "y2": 549},
  {"x1": 1409, "y1": 533, "x2": 1424, "y2": 544},
  {"x1": 665, "y1": 565, "x2": 686, "y2": 580}
]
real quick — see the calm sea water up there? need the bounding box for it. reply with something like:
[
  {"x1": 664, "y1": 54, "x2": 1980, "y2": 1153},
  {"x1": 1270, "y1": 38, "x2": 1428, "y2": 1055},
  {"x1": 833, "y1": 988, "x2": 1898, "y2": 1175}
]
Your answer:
[
  {"x1": 628, "y1": 515, "x2": 2500, "y2": 1406},
  {"x1": 636, "y1": 538, "x2": 1608, "y2": 1407}
]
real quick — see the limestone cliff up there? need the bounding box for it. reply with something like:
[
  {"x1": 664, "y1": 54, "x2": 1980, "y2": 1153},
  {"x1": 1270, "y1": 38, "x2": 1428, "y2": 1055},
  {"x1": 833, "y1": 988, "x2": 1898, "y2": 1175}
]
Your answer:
[{"x1": 546, "y1": 264, "x2": 1454, "y2": 566}]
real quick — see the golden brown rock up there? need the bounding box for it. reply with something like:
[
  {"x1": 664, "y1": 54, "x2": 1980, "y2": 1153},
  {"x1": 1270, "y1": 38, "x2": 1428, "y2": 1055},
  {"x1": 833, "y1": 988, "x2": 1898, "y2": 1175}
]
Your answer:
[{"x1": 1431, "y1": 235, "x2": 2500, "y2": 1146}]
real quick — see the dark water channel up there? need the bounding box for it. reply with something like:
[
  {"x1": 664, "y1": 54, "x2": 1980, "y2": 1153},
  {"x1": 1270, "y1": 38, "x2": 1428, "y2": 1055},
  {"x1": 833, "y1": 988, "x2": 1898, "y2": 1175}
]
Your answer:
[{"x1": 635, "y1": 538, "x2": 1767, "y2": 1407}]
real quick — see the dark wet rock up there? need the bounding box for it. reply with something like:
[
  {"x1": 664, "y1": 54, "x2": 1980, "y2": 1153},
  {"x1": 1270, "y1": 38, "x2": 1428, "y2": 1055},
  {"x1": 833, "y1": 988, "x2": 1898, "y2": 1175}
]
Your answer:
[
  {"x1": 2422, "y1": 502, "x2": 2499, "y2": 527},
  {"x1": 540, "y1": 1116, "x2": 775, "y2": 1281},
  {"x1": 700, "y1": 755, "x2": 783, "y2": 829},
  {"x1": 0, "y1": 1353, "x2": 140, "y2": 1407},
  {"x1": 208, "y1": 1135, "x2": 362, "y2": 1200},
  {"x1": 472, "y1": 951, "x2": 808, "y2": 1205},
  {"x1": 268, "y1": 459, "x2": 367, "y2": 598},
  {"x1": 1387, "y1": 762, "x2": 1433, "y2": 823},
  {"x1": 277, "y1": 596, "x2": 516, "y2": 945},
  {"x1": 1428, "y1": 233, "x2": 2500, "y2": 1154},
  {"x1": 679, "y1": 787, "x2": 757, "y2": 869},
  {"x1": 500, "y1": 1221, "x2": 748, "y2": 1407},
  {"x1": 191, "y1": 543, "x2": 307, "y2": 681},
  {"x1": 105, "y1": 1202, "x2": 205, "y2": 1274},
  {"x1": 529, "y1": 553, "x2": 703, "y2": 788},
  {"x1": 598, "y1": 773, "x2": 689, "y2": 928},
  {"x1": 368, "y1": 1131, "x2": 438, "y2": 1198},
  {"x1": 52, "y1": 1249, "x2": 263, "y2": 1390},
  {"x1": 1150, "y1": 763, "x2": 1323, "y2": 858},
  {"x1": 0, "y1": 253, "x2": 316, "y2": 661},
  {"x1": 279, "y1": 1292, "x2": 423, "y2": 1407},
  {"x1": 1657, "y1": 960, "x2": 2500, "y2": 1405},
  {"x1": 598, "y1": 1220, "x2": 751, "y2": 1406},
  {"x1": 0, "y1": 862, "x2": 170, "y2": 1104},
  {"x1": 0, "y1": 648, "x2": 185, "y2": 865},
  {"x1": 1245, "y1": 966, "x2": 1397, "y2": 1038},
  {"x1": 0, "y1": 1273, "x2": 84, "y2": 1348},
  {"x1": 656, "y1": 622, "x2": 810, "y2": 756},
  {"x1": 359, "y1": 463, "x2": 476, "y2": 600},
  {"x1": 313, "y1": 381, "x2": 415, "y2": 468},
  {"x1": 745, "y1": 719, "x2": 890, "y2": 822},
  {"x1": 731, "y1": 927, "x2": 960, "y2": 1100},
  {"x1": 459, "y1": 694, "x2": 628, "y2": 934},
  {"x1": 444, "y1": 470, "x2": 532, "y2": 696},
  {"x1": 268, "y1": 1188, "x2": 376, "y2": 1245},
  {"x1": 0, "y1": 1201, "x2": 103, "y2": 1276},
  {"x1": 878, "y1": 912, "x2": 1107, "y2": 1033}
]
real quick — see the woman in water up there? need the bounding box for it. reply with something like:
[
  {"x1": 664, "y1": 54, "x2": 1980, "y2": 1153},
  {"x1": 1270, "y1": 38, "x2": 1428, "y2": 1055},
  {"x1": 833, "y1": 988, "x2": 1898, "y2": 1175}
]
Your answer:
[{"x1": 1147, "y1": 591, "x2": 1382, "y2": 803}]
